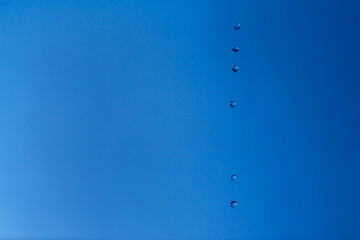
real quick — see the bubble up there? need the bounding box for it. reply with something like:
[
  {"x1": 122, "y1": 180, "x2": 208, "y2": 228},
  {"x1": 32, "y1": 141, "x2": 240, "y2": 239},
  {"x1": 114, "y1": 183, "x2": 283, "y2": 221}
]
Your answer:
[
  {"x1": 230, "y1": 101, "x2": 237, "y2": 108},
  {"x1": 234, "y1": 23, "x2": 241, "y2": 30},
  {"x1": 230, "y1": 175, "x2": 237, "y2": 181},
  {"x1": 232, "y1": 65, "x2": 239, "y2": 72},
  {"x1": 230, "y1": 201, "x2": 238, "y2": 208},
  {"x1": 232, "y1": 46, "x2": 239, "y2": 52}
]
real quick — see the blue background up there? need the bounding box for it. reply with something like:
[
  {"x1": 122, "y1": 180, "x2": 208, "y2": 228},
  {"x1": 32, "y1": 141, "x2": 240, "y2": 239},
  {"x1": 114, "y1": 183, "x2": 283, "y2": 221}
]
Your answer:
[{"x1": 0, "y1": 0, "x2": 359, "y2": 239}]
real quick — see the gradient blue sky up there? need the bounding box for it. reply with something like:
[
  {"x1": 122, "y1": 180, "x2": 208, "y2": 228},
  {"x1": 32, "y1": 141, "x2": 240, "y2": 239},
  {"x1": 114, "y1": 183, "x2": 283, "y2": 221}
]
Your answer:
[{"x1": 0, "y1": 0, "x2": 359, "y2": 239}]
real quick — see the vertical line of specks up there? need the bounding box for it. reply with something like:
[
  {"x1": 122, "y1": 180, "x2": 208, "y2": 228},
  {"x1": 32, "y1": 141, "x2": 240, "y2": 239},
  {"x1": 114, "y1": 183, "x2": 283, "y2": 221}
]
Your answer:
[{"x1": 230, "y1": 22, "x2": 241, "y2": 209}]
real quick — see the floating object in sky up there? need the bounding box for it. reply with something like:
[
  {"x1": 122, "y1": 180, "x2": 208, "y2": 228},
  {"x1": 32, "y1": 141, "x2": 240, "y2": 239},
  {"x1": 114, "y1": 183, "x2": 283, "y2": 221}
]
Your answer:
[
  {"x1": 230, "y1": 201, "x2": 238, "y2": 208},
  {"x1": 232, "y1": 46, "x2": 239, "y2": 52},
  {"x1": 234, "y1": 23, "x2": 241, "y2": 30},
  {"x1": 230, "y1": 101, "x2": 237, "y2": 108},
  {"x1": 230, "y1": 175, "x2": 237, "y2": 181},
  {"x1": 232, "y1": 65, "x2": 239, "y2": 72}
]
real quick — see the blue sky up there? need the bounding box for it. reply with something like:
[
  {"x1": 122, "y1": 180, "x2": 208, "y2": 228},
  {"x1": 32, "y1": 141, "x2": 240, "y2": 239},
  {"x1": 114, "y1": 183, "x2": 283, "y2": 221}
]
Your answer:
[{"x1": 0, "y1": 0, "x2": 359, "y2": 239}]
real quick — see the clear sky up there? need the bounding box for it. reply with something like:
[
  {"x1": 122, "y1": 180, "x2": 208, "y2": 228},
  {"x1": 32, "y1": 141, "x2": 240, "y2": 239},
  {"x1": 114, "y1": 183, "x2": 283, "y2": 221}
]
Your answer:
[{"x1": 0, "y1": 0, "x2": 359, "y2": 239}]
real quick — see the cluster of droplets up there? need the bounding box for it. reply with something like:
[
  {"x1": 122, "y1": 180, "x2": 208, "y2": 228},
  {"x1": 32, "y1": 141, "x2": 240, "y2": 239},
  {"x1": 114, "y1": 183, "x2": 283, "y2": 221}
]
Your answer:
[
  {"x1": 229, "y1": 23, "x2": 241, "y2": 109},
  {"x1": 229, "y1": 23, "x2": 242, "y2": 208},
  {"x1": 230, "y1": 174, "x2": 238, "y2": 208}
]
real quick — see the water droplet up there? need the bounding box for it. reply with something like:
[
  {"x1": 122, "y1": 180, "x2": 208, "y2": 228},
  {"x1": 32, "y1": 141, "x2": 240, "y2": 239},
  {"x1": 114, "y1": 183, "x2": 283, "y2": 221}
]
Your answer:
[
  {"x1": 230, "y1": 101, "x2": 237, "y2": 108},
  {"x1": 234, "y1": 23, "x2": 241, "y2": 30},
  {"x1": 232, "y1": 46, "x2": 239, "y2": 52},
  {"x1": 230, "y1": 175, "x2": 237, "y2": 181},
  {"x1": 232, "y1": 65, "x2": 239, "y2": 72},
  {"x1": 230, "y1": 201, "x2": 238, "y2": 208}
]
